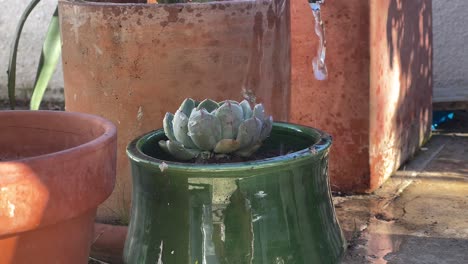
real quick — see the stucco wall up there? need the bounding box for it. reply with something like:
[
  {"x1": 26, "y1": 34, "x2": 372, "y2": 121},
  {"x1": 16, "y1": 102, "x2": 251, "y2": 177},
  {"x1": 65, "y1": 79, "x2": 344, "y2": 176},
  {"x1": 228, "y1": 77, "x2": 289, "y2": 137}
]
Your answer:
[
  {"x1": 433, "y1": 0, "x2": 468, "y2": 102},
  {"x1": 0, "y1": 0, "x2": 64, "y2": 102}
]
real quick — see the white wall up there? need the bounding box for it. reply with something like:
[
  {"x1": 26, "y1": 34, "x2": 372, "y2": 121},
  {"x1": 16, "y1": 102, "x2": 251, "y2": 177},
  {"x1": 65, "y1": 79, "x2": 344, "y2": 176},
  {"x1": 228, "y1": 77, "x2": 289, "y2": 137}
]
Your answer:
[
  {"x1": 433, "y1": 0, "x2": 468, "y2": 102},
  {"x1": 0, "y1": 0, "x2": 64, "y2": 102}
]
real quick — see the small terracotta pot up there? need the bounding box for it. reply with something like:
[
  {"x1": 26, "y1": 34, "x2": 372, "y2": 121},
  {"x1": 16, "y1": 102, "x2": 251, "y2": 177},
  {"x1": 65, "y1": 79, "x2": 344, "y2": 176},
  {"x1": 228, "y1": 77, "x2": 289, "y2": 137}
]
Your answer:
[
  {"x1": 91, "y1": 223, "x2": 128, "y2": 264},
  {"x1": 0, "y1": 111, "x2": 117, "y2": 264}
]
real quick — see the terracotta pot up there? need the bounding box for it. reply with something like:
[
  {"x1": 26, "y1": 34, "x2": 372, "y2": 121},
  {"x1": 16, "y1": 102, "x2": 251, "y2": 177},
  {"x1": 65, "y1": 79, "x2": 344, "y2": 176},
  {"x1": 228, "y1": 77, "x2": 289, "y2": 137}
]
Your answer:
[
  {"x1": 91, "y1": 223, "x2": 128, "y2": 264},
  {"x1": 0, "y1": 111, "x2": 117, "y2": 264},
  {"x1": 290, "y1": 0, "x2": 432, "y2": 192},
  {"x1": 124, "y1": 123, "x2": 346, "y2": 263},
  {"x1": 59, "y1": 0, "x2": 291, "y2": 219}
]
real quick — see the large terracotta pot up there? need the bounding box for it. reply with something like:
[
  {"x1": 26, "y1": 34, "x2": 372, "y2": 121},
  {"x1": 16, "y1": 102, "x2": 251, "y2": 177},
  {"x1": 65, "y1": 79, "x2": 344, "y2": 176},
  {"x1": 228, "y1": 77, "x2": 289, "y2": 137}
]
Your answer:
[
  {"x1": 0, "y1": 111, "x2": 117, "y2": 264},
  {"x1": 290, "y1": 0, "x2": 432, "y2": 192},
  {"x1": 59, "y1": 0, "x2": 291, "y2": 218},
  {"x1": 124, "y1": 123, "x2": 346, "y2": 263},
  {"x1": 91, "y1": 223, "x2": 128, "y2": 264}
]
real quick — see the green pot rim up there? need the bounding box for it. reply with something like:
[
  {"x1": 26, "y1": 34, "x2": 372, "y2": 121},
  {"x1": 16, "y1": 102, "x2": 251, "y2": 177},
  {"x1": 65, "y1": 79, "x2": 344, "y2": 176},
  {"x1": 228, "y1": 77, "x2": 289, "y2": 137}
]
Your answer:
[{"x1": 126, "y1": 122, "x2": 332, "y2": 174}]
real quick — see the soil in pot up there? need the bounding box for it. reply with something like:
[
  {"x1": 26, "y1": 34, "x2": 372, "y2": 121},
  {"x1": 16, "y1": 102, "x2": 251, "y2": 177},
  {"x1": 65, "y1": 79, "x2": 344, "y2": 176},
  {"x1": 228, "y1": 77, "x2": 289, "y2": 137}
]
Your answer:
[{"x1": 162, "y1": 142, "x2": 299, "y2": 165}]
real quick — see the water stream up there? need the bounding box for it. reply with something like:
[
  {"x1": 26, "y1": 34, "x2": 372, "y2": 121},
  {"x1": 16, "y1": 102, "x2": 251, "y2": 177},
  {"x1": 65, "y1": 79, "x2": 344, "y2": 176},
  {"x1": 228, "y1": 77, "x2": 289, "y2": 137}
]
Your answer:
[
  {"x1": 241, "y1": 0, "x2": 328, "y2": 109},
  {"x1": 309, "y1": 0, "x2": 328, "y2": 80}
]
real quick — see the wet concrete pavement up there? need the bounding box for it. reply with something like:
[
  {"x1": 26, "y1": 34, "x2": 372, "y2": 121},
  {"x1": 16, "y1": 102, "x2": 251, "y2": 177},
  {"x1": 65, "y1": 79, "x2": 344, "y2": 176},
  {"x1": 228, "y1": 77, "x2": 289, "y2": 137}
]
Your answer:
[{"x1": 335, "y1": 111, "x2": 468, "y2": 264}]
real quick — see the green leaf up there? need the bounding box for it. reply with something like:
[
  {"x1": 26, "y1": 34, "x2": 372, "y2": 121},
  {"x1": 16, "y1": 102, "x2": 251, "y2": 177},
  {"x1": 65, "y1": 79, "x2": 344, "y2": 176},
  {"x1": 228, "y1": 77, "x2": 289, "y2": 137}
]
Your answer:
[
  {"x1": 163, "y1": 112, "x2": 177, "y2": 141},
  {"x1": 240, "y1": 100, "x2": 253, "y2": 119},
  {"x1": 215, "y1": 101, "x2": 243, "y2": 139},
  {"x1": 173, "y1": 110, "x2": 197, "y2": 149},
  {"x1": 158, "y1": 140, "x2": 170, "y2": 153},
  {"x1": 253, "y1": 103, "x2": 265, "y2": 120},
  {"x1": 166, "y1": 140, "x2": 200, "y2": 161},
  {"x1": 30, "y1": 7, "x2": 61, "y2": 110},
  {"x1": 178, "y1": 98, "x2": 196, "y2": 117},
  {"x1": 259, "y1": 116, "x2": 273, "y2": 141},
  {"x1": 236, "y1": 117, "x2": 262, "y2": 150},
  {"x1": 187, "y1": 108, "x2": 222, "y2": 151},
  {"x1": 7, "y1": 0, "x2": 42, "y2": 110},
  {"x1": 196, "y1": 99, "x2": 219, "y2": 113}
]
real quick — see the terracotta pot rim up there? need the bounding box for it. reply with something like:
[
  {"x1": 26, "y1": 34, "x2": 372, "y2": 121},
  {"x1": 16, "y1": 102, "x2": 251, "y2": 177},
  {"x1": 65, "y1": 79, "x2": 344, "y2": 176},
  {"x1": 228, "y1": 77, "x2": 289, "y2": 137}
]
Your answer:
[
  {"x1": 127, "y1": 122, "x2": 332, "y2": 173},
  {"x1": 0, "y1": 110, "x2": 116, "y2": 166},
  {"x1": 59, "y1": 0, "x2": 259, "y2": 8},
  {"x1": 0, "y1": 110, "x2": 117, "y2": 236}
]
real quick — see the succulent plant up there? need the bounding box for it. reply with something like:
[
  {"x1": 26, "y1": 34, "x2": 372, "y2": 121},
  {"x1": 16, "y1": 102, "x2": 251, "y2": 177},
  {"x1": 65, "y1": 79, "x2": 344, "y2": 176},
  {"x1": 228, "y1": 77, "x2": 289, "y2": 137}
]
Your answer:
[{"x1": 159, "y1": 98, "x2": 273, "y2": 161}]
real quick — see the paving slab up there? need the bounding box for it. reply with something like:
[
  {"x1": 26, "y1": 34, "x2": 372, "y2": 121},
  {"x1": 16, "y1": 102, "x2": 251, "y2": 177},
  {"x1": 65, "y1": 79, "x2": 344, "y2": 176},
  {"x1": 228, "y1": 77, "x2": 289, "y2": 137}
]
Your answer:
[{"x1": 336, "y1": 112, "x2": 468, "y2": 264}]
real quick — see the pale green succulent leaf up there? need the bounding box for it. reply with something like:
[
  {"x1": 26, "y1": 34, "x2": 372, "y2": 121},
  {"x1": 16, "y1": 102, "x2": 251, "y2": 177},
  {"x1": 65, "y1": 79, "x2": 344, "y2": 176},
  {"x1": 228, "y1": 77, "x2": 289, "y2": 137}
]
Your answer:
[
  {"x1": 259, "y1": 116, "x2": 273, "y2": 141},
  {"x1": 197, "y1": 99, "x2": 219, "y2": 113},
  {"x1": 178, "y1": 98, "x2": 196, "y2": 116},
  {"x1": 236, "y1": 117, "x2": 263, "y2": 149},
  {"x1": 167, "y1": 140, "x2": 200, "y2": 161},
  {"x1": 163, "y1": 98, "x2": 271, "y2": 160},
  {"x1": 236, "y1": 143, "x2": 261, "y2": 157},
  {"x1": 214, "y1": 139, "x2": 241, "y2": 154},
  {"x1": 219, "y1": 100, "x2": 238, "y2": 106},
  {"x1": 158, "y1": 140, "x2": 170, "y2": 153},
  {"x1": 253, "y1": 104, "x2": 265, "y2": 120},
  {"x1": 188, "y1": 109, "x2": 222, "y2": 151},
  {"x1": 173, "y1": 110, "x2": 197, "y2": 148},
  {"x1": 215, "y1": 101, "x2": 244, "y2": 139},
  {"x1": 163, "y1": 112, "x2": 177, "y2": 141},
  {"x1": 240, "y1": 100, "x2": 253, "y2": 119}
]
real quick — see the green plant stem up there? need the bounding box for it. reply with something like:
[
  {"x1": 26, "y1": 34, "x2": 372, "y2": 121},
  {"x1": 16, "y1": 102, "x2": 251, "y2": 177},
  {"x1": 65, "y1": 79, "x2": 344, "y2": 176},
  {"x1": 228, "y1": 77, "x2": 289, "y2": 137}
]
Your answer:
[
  {"x1": 7, "y1": 0, "x2": 42, "y2": 110},
  {"x1": 30, "y1": 7, "x2": 61, "y2": 110}
]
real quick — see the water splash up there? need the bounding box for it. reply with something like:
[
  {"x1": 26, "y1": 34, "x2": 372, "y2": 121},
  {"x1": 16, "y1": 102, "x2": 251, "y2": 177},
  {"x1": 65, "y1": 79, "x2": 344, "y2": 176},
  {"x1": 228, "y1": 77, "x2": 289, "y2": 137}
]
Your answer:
[{"x1": 310, "y1": 1, "x2": 328, "y2": 80}]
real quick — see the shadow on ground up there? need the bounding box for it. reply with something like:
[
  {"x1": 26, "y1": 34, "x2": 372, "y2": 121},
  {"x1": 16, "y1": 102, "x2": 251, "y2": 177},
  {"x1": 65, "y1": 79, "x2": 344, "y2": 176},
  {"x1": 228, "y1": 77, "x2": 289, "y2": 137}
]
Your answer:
[{"x1": 335, "y1": 110, "x2": 468, "y2": 264}]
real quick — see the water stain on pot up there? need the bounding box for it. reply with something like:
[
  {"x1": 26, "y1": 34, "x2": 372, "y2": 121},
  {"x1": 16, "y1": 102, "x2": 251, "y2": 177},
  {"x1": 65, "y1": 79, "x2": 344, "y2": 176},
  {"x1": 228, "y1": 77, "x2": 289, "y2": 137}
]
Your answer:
[
  {"x1": 267, "y1": 5, "x2": 276, "y2": 29},
  {"x1": 164, "y1": 5, "x2": 182, "y2": 23},
  {"x1": 245, "y1": 11, "x2": 264, "y2": 92}
]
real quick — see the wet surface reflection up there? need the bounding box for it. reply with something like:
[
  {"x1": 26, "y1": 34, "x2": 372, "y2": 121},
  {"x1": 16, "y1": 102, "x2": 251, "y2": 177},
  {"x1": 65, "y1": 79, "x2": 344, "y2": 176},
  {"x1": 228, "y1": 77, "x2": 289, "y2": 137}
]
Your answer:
[{"x1": 336, "y1": 131, "x2": 468, "y2": 264}]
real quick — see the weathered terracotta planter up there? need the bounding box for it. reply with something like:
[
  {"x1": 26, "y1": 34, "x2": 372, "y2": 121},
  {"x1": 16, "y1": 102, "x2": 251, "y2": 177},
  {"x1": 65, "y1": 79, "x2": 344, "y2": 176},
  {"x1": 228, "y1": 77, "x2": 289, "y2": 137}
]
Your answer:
[
  {"x1": 0, "y1": 111, "x2": 117, "y2": 264},
  {"x1": 59, "y1": 0, "x2": 291, "y2": 218},
  {"x1": 290, "y1": 0, "x2": 433, "y2": 192},
  {"x1": 91, "y1": 223, "x2": 128, "y2": 264},
  {"x1": 124, "y1": 123, "x2": 346, "y2": 263}
]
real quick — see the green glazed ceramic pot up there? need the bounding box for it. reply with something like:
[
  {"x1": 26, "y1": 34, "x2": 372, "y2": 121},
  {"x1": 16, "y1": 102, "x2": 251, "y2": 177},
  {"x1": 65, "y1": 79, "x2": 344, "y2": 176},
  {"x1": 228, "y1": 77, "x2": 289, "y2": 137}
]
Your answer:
[{"x1": 124, "y1": 122, "x2": 346, "y2": 264}]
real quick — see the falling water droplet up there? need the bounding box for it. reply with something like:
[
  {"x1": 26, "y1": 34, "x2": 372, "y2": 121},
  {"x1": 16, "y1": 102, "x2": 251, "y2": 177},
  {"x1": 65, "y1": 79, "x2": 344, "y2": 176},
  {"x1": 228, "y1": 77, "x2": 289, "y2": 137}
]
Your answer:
[{"x1": 310, "y1": 2, "x2": 328, "y2": 80}]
